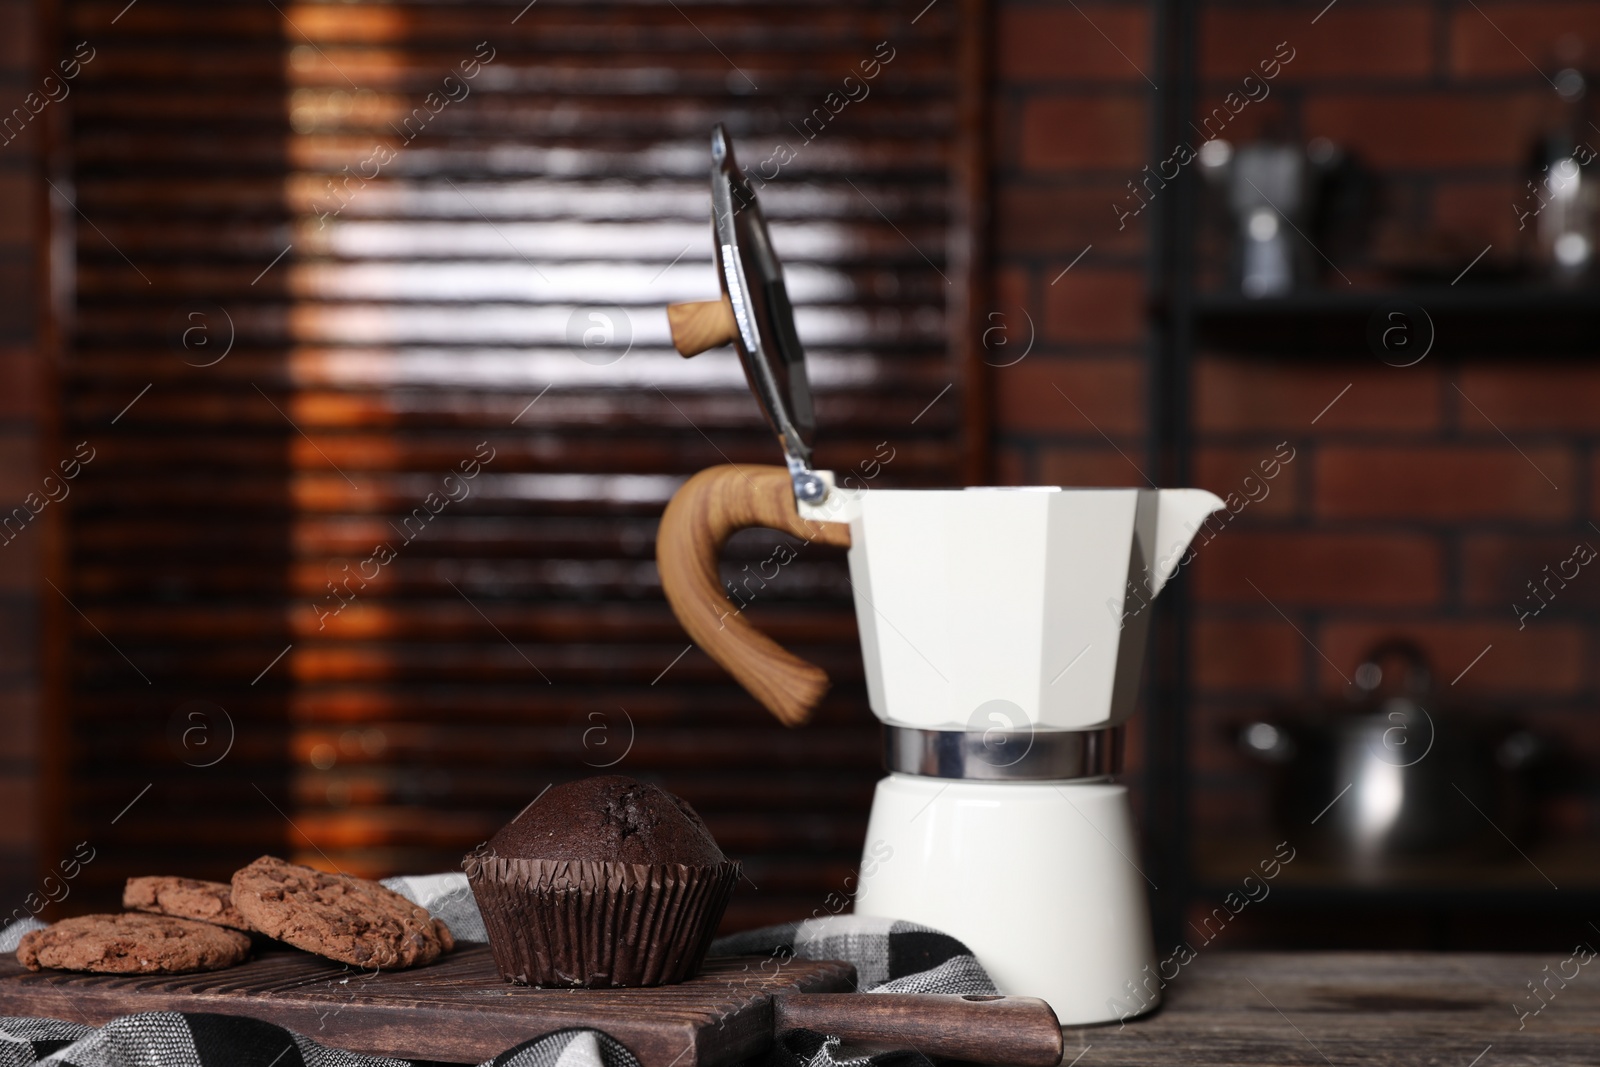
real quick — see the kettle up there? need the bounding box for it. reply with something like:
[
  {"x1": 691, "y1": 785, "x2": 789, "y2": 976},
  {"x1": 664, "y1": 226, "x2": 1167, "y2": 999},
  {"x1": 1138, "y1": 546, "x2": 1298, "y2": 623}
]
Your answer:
[{"x1": 1239, "y1": 639, "x2": 1542, "y2": 880}]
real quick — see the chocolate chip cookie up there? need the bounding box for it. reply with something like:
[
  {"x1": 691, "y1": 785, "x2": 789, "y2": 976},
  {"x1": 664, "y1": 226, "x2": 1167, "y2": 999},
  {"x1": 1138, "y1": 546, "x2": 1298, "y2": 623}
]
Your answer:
[
  {"x1": 230, "y1": 856, "x2": 451, "y2": 969},
  {"x1": 123, "y1": 876, "x2": 253, "y2": 931},
  {"x1": 17, "y1": 913, "x2": 250, "y2": 974}
]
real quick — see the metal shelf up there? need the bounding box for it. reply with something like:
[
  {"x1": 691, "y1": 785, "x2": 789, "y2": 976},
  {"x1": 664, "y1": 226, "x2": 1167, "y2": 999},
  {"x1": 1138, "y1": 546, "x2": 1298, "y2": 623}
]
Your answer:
[
  {"x1": 1146, "y1": 0, "x2": 1600, "y2": 948},
  {"x1": 1192, "y1": 834, "x2": 1600, "y2": 908},
  {"x1": 1188, "y1": 287, "x2": 1600, "y2": 355}
]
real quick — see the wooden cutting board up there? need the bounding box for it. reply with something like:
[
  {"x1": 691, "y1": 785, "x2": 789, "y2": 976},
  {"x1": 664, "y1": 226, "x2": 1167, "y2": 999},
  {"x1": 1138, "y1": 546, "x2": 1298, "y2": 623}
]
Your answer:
[{"x1": 0, "y1": 944, "x2": 856, "y2": 1066}]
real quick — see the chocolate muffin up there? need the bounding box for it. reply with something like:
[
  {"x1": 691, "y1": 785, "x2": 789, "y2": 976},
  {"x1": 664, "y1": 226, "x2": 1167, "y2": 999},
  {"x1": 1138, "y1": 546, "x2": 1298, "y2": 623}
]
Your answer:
[{"x1": 465, "y1": 775, "x2": 738, "y2": 988}]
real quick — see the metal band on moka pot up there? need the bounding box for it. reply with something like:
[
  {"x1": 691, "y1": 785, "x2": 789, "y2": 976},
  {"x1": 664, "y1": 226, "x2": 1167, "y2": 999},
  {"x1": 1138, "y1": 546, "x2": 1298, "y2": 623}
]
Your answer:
[{"x1": 883, "y1": 725, "x2": 1123, "y2": 782}]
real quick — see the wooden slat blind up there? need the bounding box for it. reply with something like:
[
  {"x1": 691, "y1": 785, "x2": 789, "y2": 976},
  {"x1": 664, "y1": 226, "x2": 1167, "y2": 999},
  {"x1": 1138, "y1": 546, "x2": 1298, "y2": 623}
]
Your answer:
[{"x1": 55, "y1": 0, "x2": 977, "y2": 929}]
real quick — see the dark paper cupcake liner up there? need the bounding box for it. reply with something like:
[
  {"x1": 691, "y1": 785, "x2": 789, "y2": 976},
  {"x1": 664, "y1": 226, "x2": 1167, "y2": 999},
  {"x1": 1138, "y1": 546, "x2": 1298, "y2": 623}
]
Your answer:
[{"x1": 465, "y1": 847, "x2": 739, "y2": 987}]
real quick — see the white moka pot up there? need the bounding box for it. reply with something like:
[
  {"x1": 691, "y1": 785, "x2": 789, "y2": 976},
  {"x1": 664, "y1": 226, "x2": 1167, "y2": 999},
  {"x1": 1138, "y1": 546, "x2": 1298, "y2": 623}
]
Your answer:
[
  {"x1": 658, "y1": 126, "x2": 1226, "y2": 1025},
  {"x1": 656, "y1": 465, "x2": 1224, "y2": 1024}
]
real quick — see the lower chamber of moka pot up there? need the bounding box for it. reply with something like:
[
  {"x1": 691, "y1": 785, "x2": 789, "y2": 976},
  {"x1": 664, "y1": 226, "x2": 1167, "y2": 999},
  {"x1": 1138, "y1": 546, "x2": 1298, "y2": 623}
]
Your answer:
[{"x1": 853, "y1": 770, "x2": 1159, "y2": 1026}]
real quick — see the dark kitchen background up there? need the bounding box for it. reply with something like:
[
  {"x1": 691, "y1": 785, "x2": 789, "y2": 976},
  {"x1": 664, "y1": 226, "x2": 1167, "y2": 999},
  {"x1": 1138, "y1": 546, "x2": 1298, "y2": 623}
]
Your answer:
[{"x1": 0, "y1": 0, "x2": 1596, "y2": 951}]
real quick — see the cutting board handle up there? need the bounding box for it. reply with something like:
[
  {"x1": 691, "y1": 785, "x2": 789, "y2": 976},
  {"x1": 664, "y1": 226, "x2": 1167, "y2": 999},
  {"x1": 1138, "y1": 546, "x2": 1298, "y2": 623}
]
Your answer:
[
  {"x1": 774, "y1": 992, "x2": 1064, "y2": 1066},
  {"x1": 656, "y1": 465, "x2": 851, "y2": 726}
]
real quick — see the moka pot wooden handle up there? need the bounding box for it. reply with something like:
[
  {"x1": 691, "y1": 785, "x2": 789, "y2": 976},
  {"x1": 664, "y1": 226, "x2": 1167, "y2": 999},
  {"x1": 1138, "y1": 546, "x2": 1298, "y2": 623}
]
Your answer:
[{"x1": 655, "y1": 465, "x2": 850, "y2": 726}]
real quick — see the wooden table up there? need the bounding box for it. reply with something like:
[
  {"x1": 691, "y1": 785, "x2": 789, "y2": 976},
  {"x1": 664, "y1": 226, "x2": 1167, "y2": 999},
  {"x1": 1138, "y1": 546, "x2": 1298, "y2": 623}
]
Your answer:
[
  {"x1": 1069, "y1": 952, "x2": 1598, "y2": 1065},
  {"x1": 3, "y1": 948, "x2": 1593, "y2": 1064}
]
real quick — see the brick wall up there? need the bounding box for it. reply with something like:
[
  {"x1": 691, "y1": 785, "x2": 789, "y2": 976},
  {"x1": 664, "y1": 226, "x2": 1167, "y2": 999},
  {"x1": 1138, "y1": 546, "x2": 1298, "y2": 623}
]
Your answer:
[
  {"x1": 1187, "y1": 1, "x2": 1600, "y2": 846},
  {"x1": 1192, "y1": 355, "x2": 1600, "y2": 827},
  {"x1": 991, "y1": 1, "x2": 1153, "y2": 492},
  {"x1": 0, "y1": 0, "x2": 42, "y2": 909},
  {"x1": 988, "y1": 0, "x2": 1600, "y2": 849}
]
